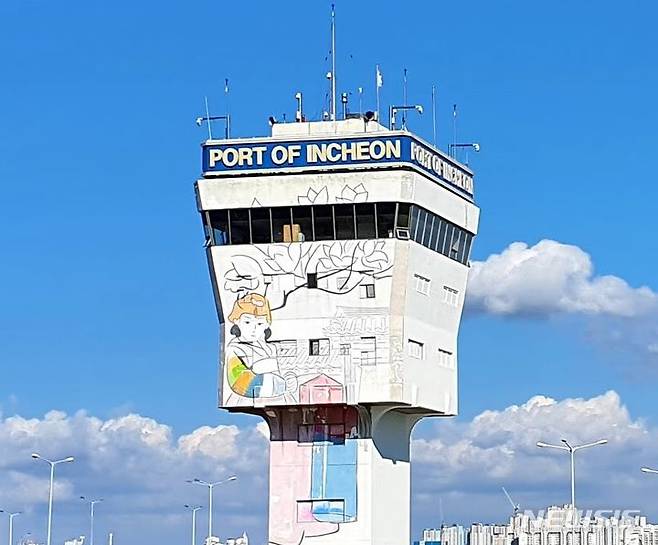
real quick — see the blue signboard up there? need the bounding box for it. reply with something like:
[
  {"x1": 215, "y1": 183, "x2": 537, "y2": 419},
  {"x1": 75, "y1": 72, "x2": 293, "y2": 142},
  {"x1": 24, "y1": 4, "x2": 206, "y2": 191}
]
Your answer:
[{"x1": 202, "y1": 134, "x2": 474, "y2": 197}]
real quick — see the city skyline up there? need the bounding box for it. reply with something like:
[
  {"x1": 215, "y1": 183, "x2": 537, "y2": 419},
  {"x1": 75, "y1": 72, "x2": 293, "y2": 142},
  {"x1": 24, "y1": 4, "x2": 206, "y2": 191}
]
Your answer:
[{"x1": 2, "y1": 1, "x2": 658, "y2": 545}]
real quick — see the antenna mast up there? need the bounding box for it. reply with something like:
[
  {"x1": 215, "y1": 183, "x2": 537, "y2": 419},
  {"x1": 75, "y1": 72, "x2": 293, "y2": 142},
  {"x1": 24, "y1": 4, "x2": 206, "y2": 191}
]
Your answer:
[
  {"x1": 331, "y1": 4, "x2": 337, "y2": 121},
  {"x1": 432, "y1": 85, "x2": 437, "y2": 146},
  {"x1": 204, "y1": 96, "x2": 213, "y2": 140}
]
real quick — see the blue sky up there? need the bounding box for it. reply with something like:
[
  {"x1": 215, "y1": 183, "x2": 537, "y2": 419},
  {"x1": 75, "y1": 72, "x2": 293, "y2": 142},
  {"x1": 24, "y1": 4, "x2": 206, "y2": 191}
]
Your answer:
[{"x1": 2, "y1": 1, "x2": 658, "y2": 544}]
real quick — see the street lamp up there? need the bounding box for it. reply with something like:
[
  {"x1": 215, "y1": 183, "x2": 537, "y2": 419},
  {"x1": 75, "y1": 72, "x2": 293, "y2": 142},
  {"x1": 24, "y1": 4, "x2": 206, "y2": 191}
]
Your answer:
[
  {"x1": 389, "y1": 105, "x2": 423, "y2": 130},
  {"x1": 184, "y1": 505, "x2": 203, "y2": 545},
  {"x1": 0, "y1": 510, "x2": 22, "y2": 545},
  {"x1": 80, "y1": 497, "x2": 103, "y2": 545},
  {"x1": 641, "y1": 467, "x2": 658, "y2": 475},
  {"x1": 31, "y1": 453, "x2": 75, "y2": 545},
  {"x1": 536, "y1": 439, "x2": 607, "y2": 508},
  {"x1": 186, "y1": 476, "x2": 237, "y2": 543}
]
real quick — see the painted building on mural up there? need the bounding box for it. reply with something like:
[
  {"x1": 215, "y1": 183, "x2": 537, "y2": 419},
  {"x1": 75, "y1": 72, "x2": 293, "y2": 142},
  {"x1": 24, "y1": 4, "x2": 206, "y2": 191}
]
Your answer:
[{"x1": 195, "y1": 117, "x2": 479, "y2": 545}]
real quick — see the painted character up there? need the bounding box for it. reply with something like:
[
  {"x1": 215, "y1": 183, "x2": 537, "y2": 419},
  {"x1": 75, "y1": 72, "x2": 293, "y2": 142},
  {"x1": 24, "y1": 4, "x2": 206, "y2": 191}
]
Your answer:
[{"x1": 225, "y1": 293, "x2": 287, "y2": 398}]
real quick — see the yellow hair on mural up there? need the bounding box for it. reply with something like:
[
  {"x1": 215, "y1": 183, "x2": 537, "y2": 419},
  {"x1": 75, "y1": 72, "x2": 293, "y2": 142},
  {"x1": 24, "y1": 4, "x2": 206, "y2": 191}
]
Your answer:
[{"x1": 228, "y1": 293, "x2": 272, "y2": 324}]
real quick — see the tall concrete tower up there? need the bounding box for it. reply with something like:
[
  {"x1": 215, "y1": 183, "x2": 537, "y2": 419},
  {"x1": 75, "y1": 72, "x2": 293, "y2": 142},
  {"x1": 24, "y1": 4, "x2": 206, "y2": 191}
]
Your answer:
[{"x1": 195, "y1": 117, "x2": 479, "y2": 545}]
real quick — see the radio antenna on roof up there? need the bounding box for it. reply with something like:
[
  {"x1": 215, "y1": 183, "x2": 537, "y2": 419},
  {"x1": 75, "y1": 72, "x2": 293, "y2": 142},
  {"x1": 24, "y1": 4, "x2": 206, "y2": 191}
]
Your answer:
[
  {"x1": 432, "y1": 85, "x2": 437, "y2": 146},
  {"x1": 204, "y1": 96, "x2": 213, "y2": 140},
  {"x1": 330, "y1": 4, "x2": 337, "y2": 121}
]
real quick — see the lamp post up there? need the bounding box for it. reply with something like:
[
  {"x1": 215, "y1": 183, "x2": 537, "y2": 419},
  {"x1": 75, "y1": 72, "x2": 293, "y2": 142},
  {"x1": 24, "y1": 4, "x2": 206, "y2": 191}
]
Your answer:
[
  {"x1": 184, "y1": 505, "x2": 203, "y2": 545},
  {"x1": 536, "y1": 439, "x2": 607, "y2": 508},
  {"x1": 186, "y1": 476, "x2": 237, "y2": 543},
  {"x1": 80, "y1": 497, "x2": 103, "y2": 545},
  {"x1": 31, "y1": 453, "x2": 75, "y2": 545},
  {"x1": 0, "y1": 511, "x2": 21, "y2": 545}
]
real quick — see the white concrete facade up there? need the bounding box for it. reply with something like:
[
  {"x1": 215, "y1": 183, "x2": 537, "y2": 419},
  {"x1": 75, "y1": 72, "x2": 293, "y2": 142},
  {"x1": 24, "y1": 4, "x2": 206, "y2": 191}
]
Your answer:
[{"x1": 196, "y1": 120, "x2": 479, "y2": 545}]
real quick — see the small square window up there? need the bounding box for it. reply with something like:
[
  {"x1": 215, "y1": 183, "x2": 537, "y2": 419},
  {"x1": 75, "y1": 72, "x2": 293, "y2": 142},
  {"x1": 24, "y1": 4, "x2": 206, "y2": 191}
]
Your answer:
[
  {"x1": 307, "y1": 273, "x2": 318, "y2": 289},
  {"x1": 360, "y1": 283, "x2": 375, "y2": 299},
  {"x1": 414, "y1": 274, "x2": 431, "y2": 295},
  {"x1": 309, "y1": 338, "x2": 329, "y2": 356},
  {"x1": 443, "y1": 285, "x2": 459, "y2": 307},
  {"x1": 339, "y1": 344, "x2": 350, "y2": 355}
]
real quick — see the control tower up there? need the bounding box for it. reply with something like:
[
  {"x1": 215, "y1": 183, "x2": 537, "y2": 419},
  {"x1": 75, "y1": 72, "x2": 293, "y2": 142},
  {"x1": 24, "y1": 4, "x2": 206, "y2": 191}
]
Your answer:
[{"x1": 195, "y1": 116, "x2": 479, "y2": 545}]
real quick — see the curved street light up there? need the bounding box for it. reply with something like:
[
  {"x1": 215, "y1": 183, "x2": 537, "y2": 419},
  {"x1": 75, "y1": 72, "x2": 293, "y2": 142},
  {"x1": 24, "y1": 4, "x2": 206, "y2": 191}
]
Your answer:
[
  {"x1": 184, "y1": 504, "x2": 203, "y2": 545},
  {"x1": 80, "y1": 497, "x2": 103, "y2": 545},
  {"x1": 186, "y1": 476, "x2": 237, "y2": 543},
  {"x1": 536, "y1": 439, "x2": 607, "y2": 509},
  {"x1": 0, "y1": 510, "x2": 22, "y2": 545},
  {"x1": 32, "y1": 453, "x2": 75, "y2": 545}
]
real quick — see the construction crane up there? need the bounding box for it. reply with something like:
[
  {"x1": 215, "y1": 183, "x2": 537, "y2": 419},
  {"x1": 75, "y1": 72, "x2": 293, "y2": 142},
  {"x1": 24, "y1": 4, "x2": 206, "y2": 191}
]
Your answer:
[{"x1": 502, "y1": 487, "x2": 520, "y2": 516}]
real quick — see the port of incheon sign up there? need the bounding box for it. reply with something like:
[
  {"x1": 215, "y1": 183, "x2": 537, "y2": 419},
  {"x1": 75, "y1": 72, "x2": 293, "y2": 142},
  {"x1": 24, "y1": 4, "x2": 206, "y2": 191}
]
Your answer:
[{"x1": 202, "y1": 134, "x2": 474, "y2": 197}]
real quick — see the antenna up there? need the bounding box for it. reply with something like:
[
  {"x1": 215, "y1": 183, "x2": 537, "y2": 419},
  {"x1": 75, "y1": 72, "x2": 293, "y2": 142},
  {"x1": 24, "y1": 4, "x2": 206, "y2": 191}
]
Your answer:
[
  {"x1": 295, "y1": 92, "x2": 303, "y2": 122},
  {"x1": 330, "y1": 4, "x2": 337, "y2": 121},
  {"x1": 432, "y1": 85, "x2": 437, "y2": 146},
  {"x1": 224, "y1": 78, "x2": 231, "y2": 138},
  {"x1": 375, "y1": 65, "x2": 383, "y2": 121},
  {"x1": 502, "y1": 487, "x2": 520, "y2": 516},
  {"x1": 452, "y1": 103, "x2": 457, "y2": 158},
  {"x1": 204, "y1": 96, "x2": 213, "y2": 140},
  {"x1": 358, "y1": 87, "x2": 363, "y2": 114},
  {"x1": 402, "y1": 68, "x2": 408, "y2": 128}
]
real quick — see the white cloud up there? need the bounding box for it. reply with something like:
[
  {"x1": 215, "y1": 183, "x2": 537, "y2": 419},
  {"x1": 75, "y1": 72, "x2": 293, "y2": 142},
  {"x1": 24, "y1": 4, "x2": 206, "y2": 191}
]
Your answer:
[
  {"x1": 411, "y1": 391, "x2": 658, "y2": 526},
  {"x1": 467, "y1": 240, "x2": 657, "y2": 317},
  {"x1": 3, "y1": 392, "x2": 658, "y2": 545}
]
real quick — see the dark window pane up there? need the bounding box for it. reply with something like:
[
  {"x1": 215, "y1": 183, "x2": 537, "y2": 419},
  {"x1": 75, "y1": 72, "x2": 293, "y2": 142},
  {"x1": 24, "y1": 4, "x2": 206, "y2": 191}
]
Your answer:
[
  {"x1": 314, "y1": 205, "x2": 334, "y2": 240},
  {"x1": 334, "y1": 204, "x2": 355, "y2": 240},
  {"x1": 292, "y1": 206, "x2": 313, "y2": 242},
  {"x1": 355, "y1": 203, "x2": 376, "y2": 239},
  {"x1": 272, "y1": 207, "x2": 292, "y2": 242},
  {"x1": 422, "y1": 214, "x2": 434, "y2": 247},
  {"x1": 461, "y1": 233, "x2": 473, "y2": 264},
  {"x1": 376, "y1": 203, "x2": 396, "y2": 238},
  {"x1": 449, "y1": 228, "x2": 462, "y2": 259},
  {"x1": 415, "y1": 209, "x2": 427, "y2": 243},
  {"x1": 209, "y1": 210, "x2": 229, "y2": 245},
  {"x1": 397, "y1": 203, "x2": 410, "y2": 228},
  {"x1": 436, "y1": 220, "x2": 448, "y2": 253},
  {"x1": 251, "y1": 208, "x2": 271, "y2": 244},
  {"x1": 431, "y1": 217, "x2": 442, "y2": 252},
  {"x1": 230, "y1": 209, "x2": 250, "y2": 244},
  {"x1": 307, "y1": 273, "x2": 318, "y2": 288},
  {"x1": 409, "y1": 206, "x2": 419, "y2": 239},
  {"x1": 441, "y1": 224, "x2": 454, "y2": 255}
]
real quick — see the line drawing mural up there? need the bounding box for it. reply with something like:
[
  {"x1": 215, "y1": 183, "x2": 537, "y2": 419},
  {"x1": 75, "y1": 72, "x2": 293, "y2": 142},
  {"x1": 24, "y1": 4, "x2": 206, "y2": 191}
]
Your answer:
[{"x1": 217, "y1": 240, "x2": 394, "y2": 407}]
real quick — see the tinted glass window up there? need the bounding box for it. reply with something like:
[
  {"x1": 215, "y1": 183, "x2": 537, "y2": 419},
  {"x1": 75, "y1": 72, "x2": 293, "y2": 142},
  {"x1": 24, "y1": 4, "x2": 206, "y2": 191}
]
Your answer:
[
  {"x1": 229, "y1": 209, "x2": 250, "y2": 244},
  {"x1": 409, "y1": 206, "x2": 419, "y2": 239},
  {"x1": 314, "y1": 205, "x2": 334, "y2": 240},
  {"x1": 436, "y1": 220, "x2": 448, "y2": 253},
  {"x1": 461, "y1": 233, "x2": 473, "y2": 264},
  {"x1": 334, "y1": 204, "x2": 355, "y2": 240},
  {"x1": 414, "y1": 209, "x2": 427, "y2": 243},
  {"x1": 376, "y1": 203, "x2": 396, "y2": 238},
  {"x1": 271, "y1": 207, "x2": 291, "y2": 243},
  {"x1": 397, "y1": 203, "x2": 410, "y2": 228},
  {"x1": 431, "y1": 217, "x2": 442, "y2": 251},
  {"x1": 251, "y1": 208, "x2": 271, "y2": 244},
  {"x1": 450, "y1": 228, "x2": 462, "y2": 258},
  {"x1": 441, "y1": 224, "x2": 454, "y2": 255},
  {"x1": 209, "y1": 210, "x2": 229, "y2": 245},
  {"x1": 422, "y1": 214, "x2": 434, "y2": 247},
  {"x1": 355, "y1": 203, "x2": 376, "y2": 239},
  {"x1": 292, "y1": 206, "x2": 313, "y2": 242}
]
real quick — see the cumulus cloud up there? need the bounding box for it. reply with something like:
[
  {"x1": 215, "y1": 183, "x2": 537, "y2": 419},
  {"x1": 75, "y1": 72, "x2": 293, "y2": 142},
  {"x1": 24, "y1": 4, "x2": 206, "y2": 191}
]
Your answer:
[
  {"x1": 0, "y1": 410, "x2": 268, "y2": 545},
  {"x1": 3, "y1": 393, "x2": 658, "y2": 545},
  {"x1": 411, "y1": 391, "x2": 658, "y2": 526},
  {"x1": 467, "y1": 240, "x2": 657, "y2": 317}
]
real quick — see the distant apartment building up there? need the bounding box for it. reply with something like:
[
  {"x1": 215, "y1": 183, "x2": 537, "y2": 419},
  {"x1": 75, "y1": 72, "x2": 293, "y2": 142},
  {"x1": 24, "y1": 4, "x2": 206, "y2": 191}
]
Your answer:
[{"x1": 415, "y1": 506, "x2": 658, "y2": 545}]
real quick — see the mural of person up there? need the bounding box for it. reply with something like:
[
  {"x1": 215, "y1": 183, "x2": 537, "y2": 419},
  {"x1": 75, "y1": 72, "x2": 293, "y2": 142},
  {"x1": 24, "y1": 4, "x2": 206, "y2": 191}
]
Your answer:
[{"x1": 226, "y1": 293, "x2": 289, "y2": 398}]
